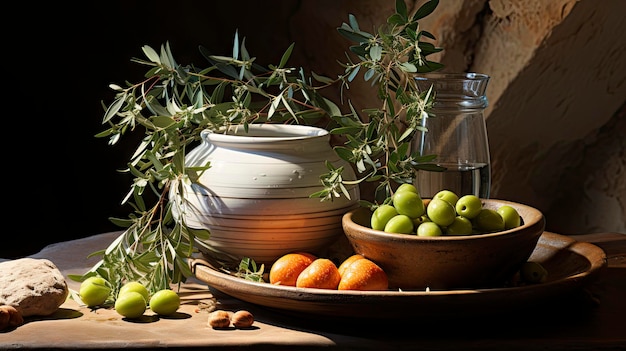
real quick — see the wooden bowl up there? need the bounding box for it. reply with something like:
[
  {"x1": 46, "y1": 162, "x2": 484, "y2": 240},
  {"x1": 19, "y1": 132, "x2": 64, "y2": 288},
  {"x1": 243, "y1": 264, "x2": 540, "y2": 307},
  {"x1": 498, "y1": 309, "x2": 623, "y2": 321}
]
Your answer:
[{"x1": 342, "y1": 199, "x2": 546, "y2": 290}]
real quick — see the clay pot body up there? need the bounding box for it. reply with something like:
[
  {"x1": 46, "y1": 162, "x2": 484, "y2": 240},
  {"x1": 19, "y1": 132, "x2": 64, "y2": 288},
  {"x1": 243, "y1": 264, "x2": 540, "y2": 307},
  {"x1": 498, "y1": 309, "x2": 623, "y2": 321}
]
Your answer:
[{"x1": 171, "y1": 124, "x2": 359, "y2": 264}]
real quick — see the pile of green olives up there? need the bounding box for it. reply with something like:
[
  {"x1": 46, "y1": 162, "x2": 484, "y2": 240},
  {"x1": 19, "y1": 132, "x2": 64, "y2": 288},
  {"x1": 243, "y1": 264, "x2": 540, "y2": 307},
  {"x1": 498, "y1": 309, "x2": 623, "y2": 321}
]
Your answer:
[{"x1": 370, "y1": 185, "x2": 522, "y2": 236}]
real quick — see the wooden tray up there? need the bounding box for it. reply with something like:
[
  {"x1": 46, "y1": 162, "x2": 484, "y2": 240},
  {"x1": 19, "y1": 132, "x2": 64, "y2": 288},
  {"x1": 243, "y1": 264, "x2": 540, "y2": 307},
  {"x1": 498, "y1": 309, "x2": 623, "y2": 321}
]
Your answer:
[{"x1": 190, "y1": 232, "x2": 607, "y2": 319}]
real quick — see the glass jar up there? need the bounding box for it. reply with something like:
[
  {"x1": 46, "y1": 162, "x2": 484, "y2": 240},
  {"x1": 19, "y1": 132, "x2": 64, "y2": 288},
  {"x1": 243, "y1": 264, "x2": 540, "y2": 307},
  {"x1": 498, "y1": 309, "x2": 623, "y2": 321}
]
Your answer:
[{"x1": 413, "y1": 73, "x2": 491, "y2": 199}]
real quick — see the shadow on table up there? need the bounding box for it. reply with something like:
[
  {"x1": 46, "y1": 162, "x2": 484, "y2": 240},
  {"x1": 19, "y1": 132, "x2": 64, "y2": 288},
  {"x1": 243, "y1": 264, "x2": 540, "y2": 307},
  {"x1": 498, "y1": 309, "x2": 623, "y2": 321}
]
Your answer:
[
  {"x1": 0, "y1": 308, "x2": 84, "y2": 334},
  {"x1": 256, "y1": 284, "x2": 605, "y2": 339}
]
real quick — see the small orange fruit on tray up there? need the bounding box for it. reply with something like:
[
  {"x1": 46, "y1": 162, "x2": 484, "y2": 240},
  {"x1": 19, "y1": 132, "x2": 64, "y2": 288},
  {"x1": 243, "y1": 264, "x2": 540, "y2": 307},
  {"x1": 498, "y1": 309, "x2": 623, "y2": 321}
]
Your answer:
[
  {"x1": 269, "y1": 252, "x2": 317, "y2": 286},
  {"x1": 337, "y1": 254, "x2": 366, "y2": 276},
  {"x1": 338, "y1": 256, "x2": 389, "y2": 291},
  {"x1": 295, "y1": 258, "x2": 341, "y2": 289}
]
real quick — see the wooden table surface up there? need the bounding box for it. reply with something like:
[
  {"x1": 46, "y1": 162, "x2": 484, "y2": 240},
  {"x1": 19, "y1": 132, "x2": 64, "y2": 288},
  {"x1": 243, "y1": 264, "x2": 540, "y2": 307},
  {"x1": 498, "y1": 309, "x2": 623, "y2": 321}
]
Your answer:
[{"x1": 1, "y1": 231, "x2": 624, "y2": 350}]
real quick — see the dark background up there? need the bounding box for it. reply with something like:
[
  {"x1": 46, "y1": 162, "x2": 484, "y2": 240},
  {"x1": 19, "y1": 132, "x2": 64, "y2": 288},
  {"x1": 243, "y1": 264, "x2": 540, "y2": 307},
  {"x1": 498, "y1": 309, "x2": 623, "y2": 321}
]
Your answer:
[
  {"x1": 4, "y1": 1, "x2": 304, "y2": 258},
  {"x1": 5, "y1": 1, "x2": 623, "y2": 258}
]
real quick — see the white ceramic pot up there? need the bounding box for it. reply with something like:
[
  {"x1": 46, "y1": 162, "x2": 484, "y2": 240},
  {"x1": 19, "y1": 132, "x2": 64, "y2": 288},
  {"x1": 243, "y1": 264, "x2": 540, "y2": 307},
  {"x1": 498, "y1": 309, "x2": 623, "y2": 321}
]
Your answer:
[{"x1": 171, "y1": 124, "x2": 360, "y2": 264}]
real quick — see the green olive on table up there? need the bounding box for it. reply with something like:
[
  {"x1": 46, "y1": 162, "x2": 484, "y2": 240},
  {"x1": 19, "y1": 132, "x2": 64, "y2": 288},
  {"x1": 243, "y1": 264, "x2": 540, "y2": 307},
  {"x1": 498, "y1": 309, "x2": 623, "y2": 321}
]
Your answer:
[
  {"x1": 520, "y1": 261, "x2": 548, "y2": 283},
  {"x1": 79, "y1": 276, "x2": 111, "y2": 307},
  {"x1": 149, "y1": 289, "x2": 180, "y2": 316},
  {"x1": 115, "y1": 291, "x2": 147, "y2": 319},
  {"x1": 119, "y1": 281, "x2": 150, "y2": 302}
]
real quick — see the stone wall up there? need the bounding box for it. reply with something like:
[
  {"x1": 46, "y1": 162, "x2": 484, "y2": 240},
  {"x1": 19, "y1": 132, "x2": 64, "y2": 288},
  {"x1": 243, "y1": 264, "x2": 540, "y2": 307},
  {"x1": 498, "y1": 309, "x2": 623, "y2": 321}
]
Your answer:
[{"x1": 471, "y1": 0, "x2": 625, "y2": 234}]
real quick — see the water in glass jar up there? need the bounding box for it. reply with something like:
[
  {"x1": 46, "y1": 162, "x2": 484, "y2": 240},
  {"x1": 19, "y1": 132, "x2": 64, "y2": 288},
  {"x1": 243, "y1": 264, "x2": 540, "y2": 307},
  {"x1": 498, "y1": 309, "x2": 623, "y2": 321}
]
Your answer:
[{"x1": 415, "y1": 163, "x2": 490, "y2": 199}]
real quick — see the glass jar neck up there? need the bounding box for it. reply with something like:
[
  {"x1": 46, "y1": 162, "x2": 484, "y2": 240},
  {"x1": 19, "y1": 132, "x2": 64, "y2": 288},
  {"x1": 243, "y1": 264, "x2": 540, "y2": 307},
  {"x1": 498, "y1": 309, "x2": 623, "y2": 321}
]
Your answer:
[{"x1": 415, "y1": 73, "x2": 489, "y2": 111}]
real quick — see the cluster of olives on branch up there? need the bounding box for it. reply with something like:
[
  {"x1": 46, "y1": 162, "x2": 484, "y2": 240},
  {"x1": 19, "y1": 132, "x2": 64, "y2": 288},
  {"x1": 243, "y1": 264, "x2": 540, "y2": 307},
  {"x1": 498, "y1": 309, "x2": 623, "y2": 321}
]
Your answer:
[{"x1": 370, "y1": 185, "x2": 522, "y2": 236}]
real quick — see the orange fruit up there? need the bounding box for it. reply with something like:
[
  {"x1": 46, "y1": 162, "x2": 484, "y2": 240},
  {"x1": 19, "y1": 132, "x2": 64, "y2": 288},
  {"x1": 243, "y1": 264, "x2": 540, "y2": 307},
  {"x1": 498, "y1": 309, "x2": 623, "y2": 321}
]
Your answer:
[
  {"x1": 337, "y1": 254, "x2": 366, "y2": 276},
  {"x1": 338, "y1": 257, "x2": 389, "y2": 291},
  {"x1": 295, "y1": 258, "x2": 341, "y2": 290},
  {"x1": 269, "y1": 252, "x2": 317, "y2": 286}
]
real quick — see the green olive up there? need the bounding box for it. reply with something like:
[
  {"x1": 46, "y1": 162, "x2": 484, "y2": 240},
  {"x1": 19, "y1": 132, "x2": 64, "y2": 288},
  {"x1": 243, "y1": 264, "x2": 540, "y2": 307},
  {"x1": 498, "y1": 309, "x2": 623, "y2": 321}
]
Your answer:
[
  {"x1": 371, "y1": 204, "x2": 399, "y2": 231},
  {"x1": 149, "y1": 289, "x2": 180, "y2": 316},
  {"x1": 445, "y1": 216, "x2": 473, "y2": 235},
  {"x1": 114, "y1": 291, "x2": 147, "y2": 319},
  {"x1": 79, "y1": 276, "x2": 111, "y2": 307},
  {"x1": 520, "y1": 261, "x2": 548, "y2": 284},
  {"x1": 426, "y1": 198, "x2": 456, "y2": 227},
  {"x1": 433, "y1": 189, "x2": 459, "y2": 206},
  {"x1": 392, "y1": 191, "x2": 425, "y2": 219},
  {"x1": 472, "y1": 209, "x2": 505, "y2": 232},
  {"x1": 119, "y1": 281, "x2": 150, "y2": 302},
  {"x1": 416, "y1": 221, "x2": 443, "y2": 237},
  {"x1": 497, "y1": 205, "x2": 521, "y2": 229},
  {"x1": 395, "y1": 183, "x2": 419, "y2": 194},
  {"x1": 412, "y1": 214, "x2": 431, "y2": 227},
  {"x1": 455, "y1": 195, "x2": 482, "y2": 219},
  {"x1": 383, "y1": 214, "x2": 414, "y2": 234}
]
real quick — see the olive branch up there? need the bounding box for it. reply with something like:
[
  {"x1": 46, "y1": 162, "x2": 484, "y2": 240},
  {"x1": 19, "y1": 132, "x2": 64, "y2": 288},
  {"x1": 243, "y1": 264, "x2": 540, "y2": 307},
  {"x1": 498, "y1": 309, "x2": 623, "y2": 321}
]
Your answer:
[{"x1": 69, "y1": 0, "x2": 443, "y2": 295}]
